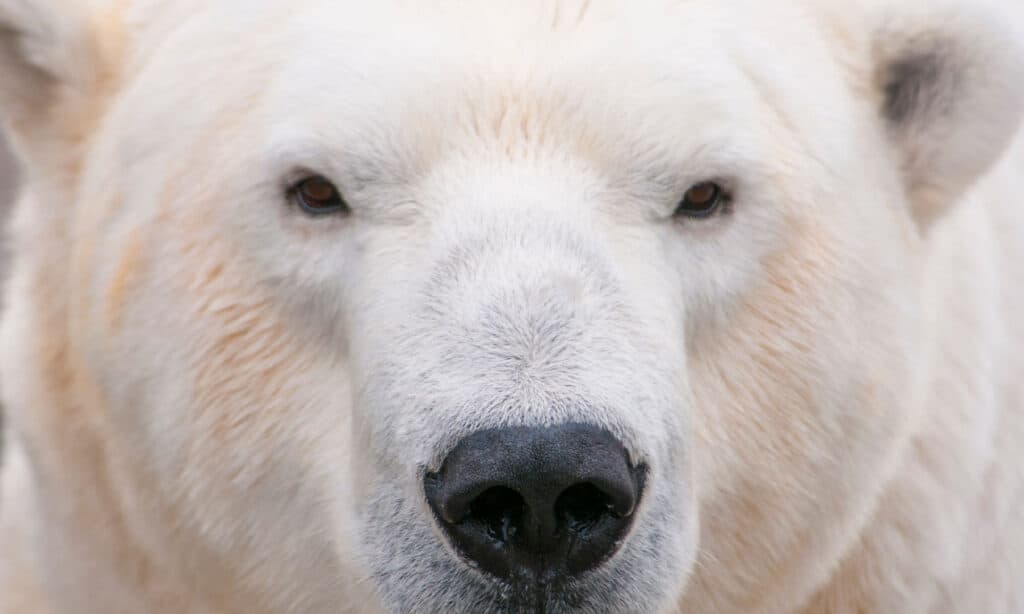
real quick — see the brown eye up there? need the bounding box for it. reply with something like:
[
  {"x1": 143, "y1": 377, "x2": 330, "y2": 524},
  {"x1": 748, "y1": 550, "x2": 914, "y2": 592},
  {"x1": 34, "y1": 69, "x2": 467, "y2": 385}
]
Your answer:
[
  {"x1": 675, "y1": 182, "x2": 724, "y2": 218},
  {"x1": 294, "y1": 176, "x2": 349, "y2": 215}
]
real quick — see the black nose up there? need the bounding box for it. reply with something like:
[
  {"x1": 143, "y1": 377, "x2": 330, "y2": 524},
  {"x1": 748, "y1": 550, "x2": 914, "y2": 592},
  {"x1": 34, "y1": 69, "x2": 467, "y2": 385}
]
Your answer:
[{"x1": 424, "y1": 424, "x2": 646, "y2": 582}]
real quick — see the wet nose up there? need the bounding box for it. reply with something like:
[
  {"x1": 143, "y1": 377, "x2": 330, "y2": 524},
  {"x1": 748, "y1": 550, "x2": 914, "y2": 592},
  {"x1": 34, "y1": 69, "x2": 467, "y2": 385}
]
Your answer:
[{"x1": 424, "y1": 424, "x2": 646, "y2": 581}]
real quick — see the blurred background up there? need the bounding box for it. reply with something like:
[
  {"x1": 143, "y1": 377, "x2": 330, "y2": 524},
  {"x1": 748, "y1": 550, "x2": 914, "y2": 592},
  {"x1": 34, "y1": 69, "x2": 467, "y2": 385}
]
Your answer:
[
  {"x1": 0, "y1": 136, "x2": 16, "y2": 450},
  {"x1": 0, "y1": 137, "x2": 14, "y2": 212}
]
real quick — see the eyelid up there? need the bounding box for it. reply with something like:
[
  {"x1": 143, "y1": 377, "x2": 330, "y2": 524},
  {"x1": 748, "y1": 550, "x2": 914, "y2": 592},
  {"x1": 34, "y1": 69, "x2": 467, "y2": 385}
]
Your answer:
[{"x1": 284, "y1": 169, "x2": 324, "y2": 194}]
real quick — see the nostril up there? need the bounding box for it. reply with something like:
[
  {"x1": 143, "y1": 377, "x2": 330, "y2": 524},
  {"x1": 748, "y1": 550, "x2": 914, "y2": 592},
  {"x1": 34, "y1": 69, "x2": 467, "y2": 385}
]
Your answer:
[
  {"x1": 466, "y1": 486, "x2": 526, "y2": 544},
  {"x1": 556, "y1": 483, "x2": 619, "y2": 533}
]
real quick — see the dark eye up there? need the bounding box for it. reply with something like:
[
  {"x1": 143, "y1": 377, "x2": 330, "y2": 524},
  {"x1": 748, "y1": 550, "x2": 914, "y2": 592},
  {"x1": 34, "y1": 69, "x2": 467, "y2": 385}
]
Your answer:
[
  {"x1": 293, "y1": 176, "x2": 349, "y2": 215},
  {"x1": 675, "y1": 182, "x2": 724, "y2": 219}
]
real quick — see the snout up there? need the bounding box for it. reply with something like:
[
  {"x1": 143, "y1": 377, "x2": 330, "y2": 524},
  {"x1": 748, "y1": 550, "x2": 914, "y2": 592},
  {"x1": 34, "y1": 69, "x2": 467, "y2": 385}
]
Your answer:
[{"x1": 424, "y1": 424, "x2": 647, "y2": 583}]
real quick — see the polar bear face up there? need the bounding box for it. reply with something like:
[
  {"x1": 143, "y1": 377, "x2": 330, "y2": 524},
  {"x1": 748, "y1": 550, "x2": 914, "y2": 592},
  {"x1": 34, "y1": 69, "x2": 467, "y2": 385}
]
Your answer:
[{"x1": 1, "y1": 0, "x2": 1021, "y2": 612}]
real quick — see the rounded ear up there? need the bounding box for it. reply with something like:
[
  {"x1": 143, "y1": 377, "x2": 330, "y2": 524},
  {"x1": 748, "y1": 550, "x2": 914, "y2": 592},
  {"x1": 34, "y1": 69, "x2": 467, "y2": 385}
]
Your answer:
[
  {"x1": 0, "y1": 0, "x2": 101, "y2": 142},
  {"x1": 871, "y1": 1, "x2": 1024, "y2": 227}
]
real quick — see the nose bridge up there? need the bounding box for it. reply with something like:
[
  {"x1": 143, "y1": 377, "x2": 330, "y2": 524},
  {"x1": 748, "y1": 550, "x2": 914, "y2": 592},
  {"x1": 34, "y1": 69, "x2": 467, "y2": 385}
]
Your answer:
[
  {"x1": 431, "y1": 168, "x2": 615, "y2": 319},
  {"x1": 424, "y1": 153, "x2": 617, "y2": 294},
  {"x1": 430, "y1": 155, "x2": 604, "y2": 259},
  {"x1": 426, "y1": 218, "x2": 616, "y2": 378},
  {"x1": 374, "y1": 161, "x2": 673, "y2": 470},
  {"x1": 430, "y1": 182, "x2": 588, "y2": 317}
]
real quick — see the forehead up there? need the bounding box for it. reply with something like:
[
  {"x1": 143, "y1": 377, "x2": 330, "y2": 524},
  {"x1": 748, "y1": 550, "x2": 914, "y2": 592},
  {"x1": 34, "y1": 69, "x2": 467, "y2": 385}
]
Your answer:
[
  {"x1": 265, "y1": 0, "x2": 810, "y2": 122},
  {"x1": 117, "y1": 0, "x2": 851, "y2": 187}
]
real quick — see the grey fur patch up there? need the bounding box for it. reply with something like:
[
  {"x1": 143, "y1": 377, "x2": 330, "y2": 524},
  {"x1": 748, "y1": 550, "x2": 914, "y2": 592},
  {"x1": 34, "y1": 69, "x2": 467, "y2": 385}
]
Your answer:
[{"x1": 880, "y1": 41, "x2": 958, "y2": 126}]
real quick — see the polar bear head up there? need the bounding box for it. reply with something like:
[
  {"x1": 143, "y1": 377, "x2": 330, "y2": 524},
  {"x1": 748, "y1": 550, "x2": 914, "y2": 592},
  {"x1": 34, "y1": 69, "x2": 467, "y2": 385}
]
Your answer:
[{"x1": 1, "y1": 0, "x2": 1021, "y2": 612}]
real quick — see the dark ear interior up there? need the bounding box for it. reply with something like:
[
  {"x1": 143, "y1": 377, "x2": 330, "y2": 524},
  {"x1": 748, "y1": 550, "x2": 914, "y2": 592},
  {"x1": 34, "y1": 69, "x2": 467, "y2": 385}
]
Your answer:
[
  {"x1": 881, "y1": 43, "x2": 956, "y2": 127},
  {"x1": 872, "y1": 6, "x2": 1024, "y2": 227},
  {"x1": 0, "y1": 27, "x2": 54, "y2": 121}
]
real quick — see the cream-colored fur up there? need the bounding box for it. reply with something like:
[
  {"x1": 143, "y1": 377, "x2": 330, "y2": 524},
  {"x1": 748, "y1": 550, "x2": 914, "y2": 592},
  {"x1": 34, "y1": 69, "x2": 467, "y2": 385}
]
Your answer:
[{"x1": 0, "y1": 1, "x2": 1022, "y2": 612}]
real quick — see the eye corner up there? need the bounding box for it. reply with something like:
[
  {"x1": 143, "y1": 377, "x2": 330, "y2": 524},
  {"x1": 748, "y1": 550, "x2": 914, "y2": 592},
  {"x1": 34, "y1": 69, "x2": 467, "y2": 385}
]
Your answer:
[{"x1": 289, "y1": 175, "x2": 351, "y2": 217}]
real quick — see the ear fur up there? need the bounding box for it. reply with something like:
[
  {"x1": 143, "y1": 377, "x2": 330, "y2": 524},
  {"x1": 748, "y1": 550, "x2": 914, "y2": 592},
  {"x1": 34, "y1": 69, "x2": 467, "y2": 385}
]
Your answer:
[
  {"x1": 0, "y1": 1, "x2": 80, "y2": 107},
  {"x1": 0, "y1": 0, "x2": 100, "y2": 138},
  {"x1": 871, "y1": 0, "x2": 1024, "y2": 226}
]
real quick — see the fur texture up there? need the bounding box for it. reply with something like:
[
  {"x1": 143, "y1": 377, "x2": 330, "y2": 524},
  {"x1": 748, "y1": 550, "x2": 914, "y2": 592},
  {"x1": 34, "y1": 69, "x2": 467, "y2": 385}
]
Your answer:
[{"x1": 0, "y1": 0, "x2": 1022, "y2": 612}]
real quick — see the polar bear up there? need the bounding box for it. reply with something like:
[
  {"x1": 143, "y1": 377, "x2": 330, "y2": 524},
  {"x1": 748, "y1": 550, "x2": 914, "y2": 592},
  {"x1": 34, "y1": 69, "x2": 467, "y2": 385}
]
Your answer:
[{"x1": 1, "y1": 0, "x2": 1022, "y2": 612}]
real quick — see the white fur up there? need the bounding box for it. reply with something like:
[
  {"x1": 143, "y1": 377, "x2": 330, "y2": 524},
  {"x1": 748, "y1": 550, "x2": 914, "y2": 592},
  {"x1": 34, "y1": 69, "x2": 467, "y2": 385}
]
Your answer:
[{"x1": 0, "y1": 0, "x2": 1022, "y2": 612}]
